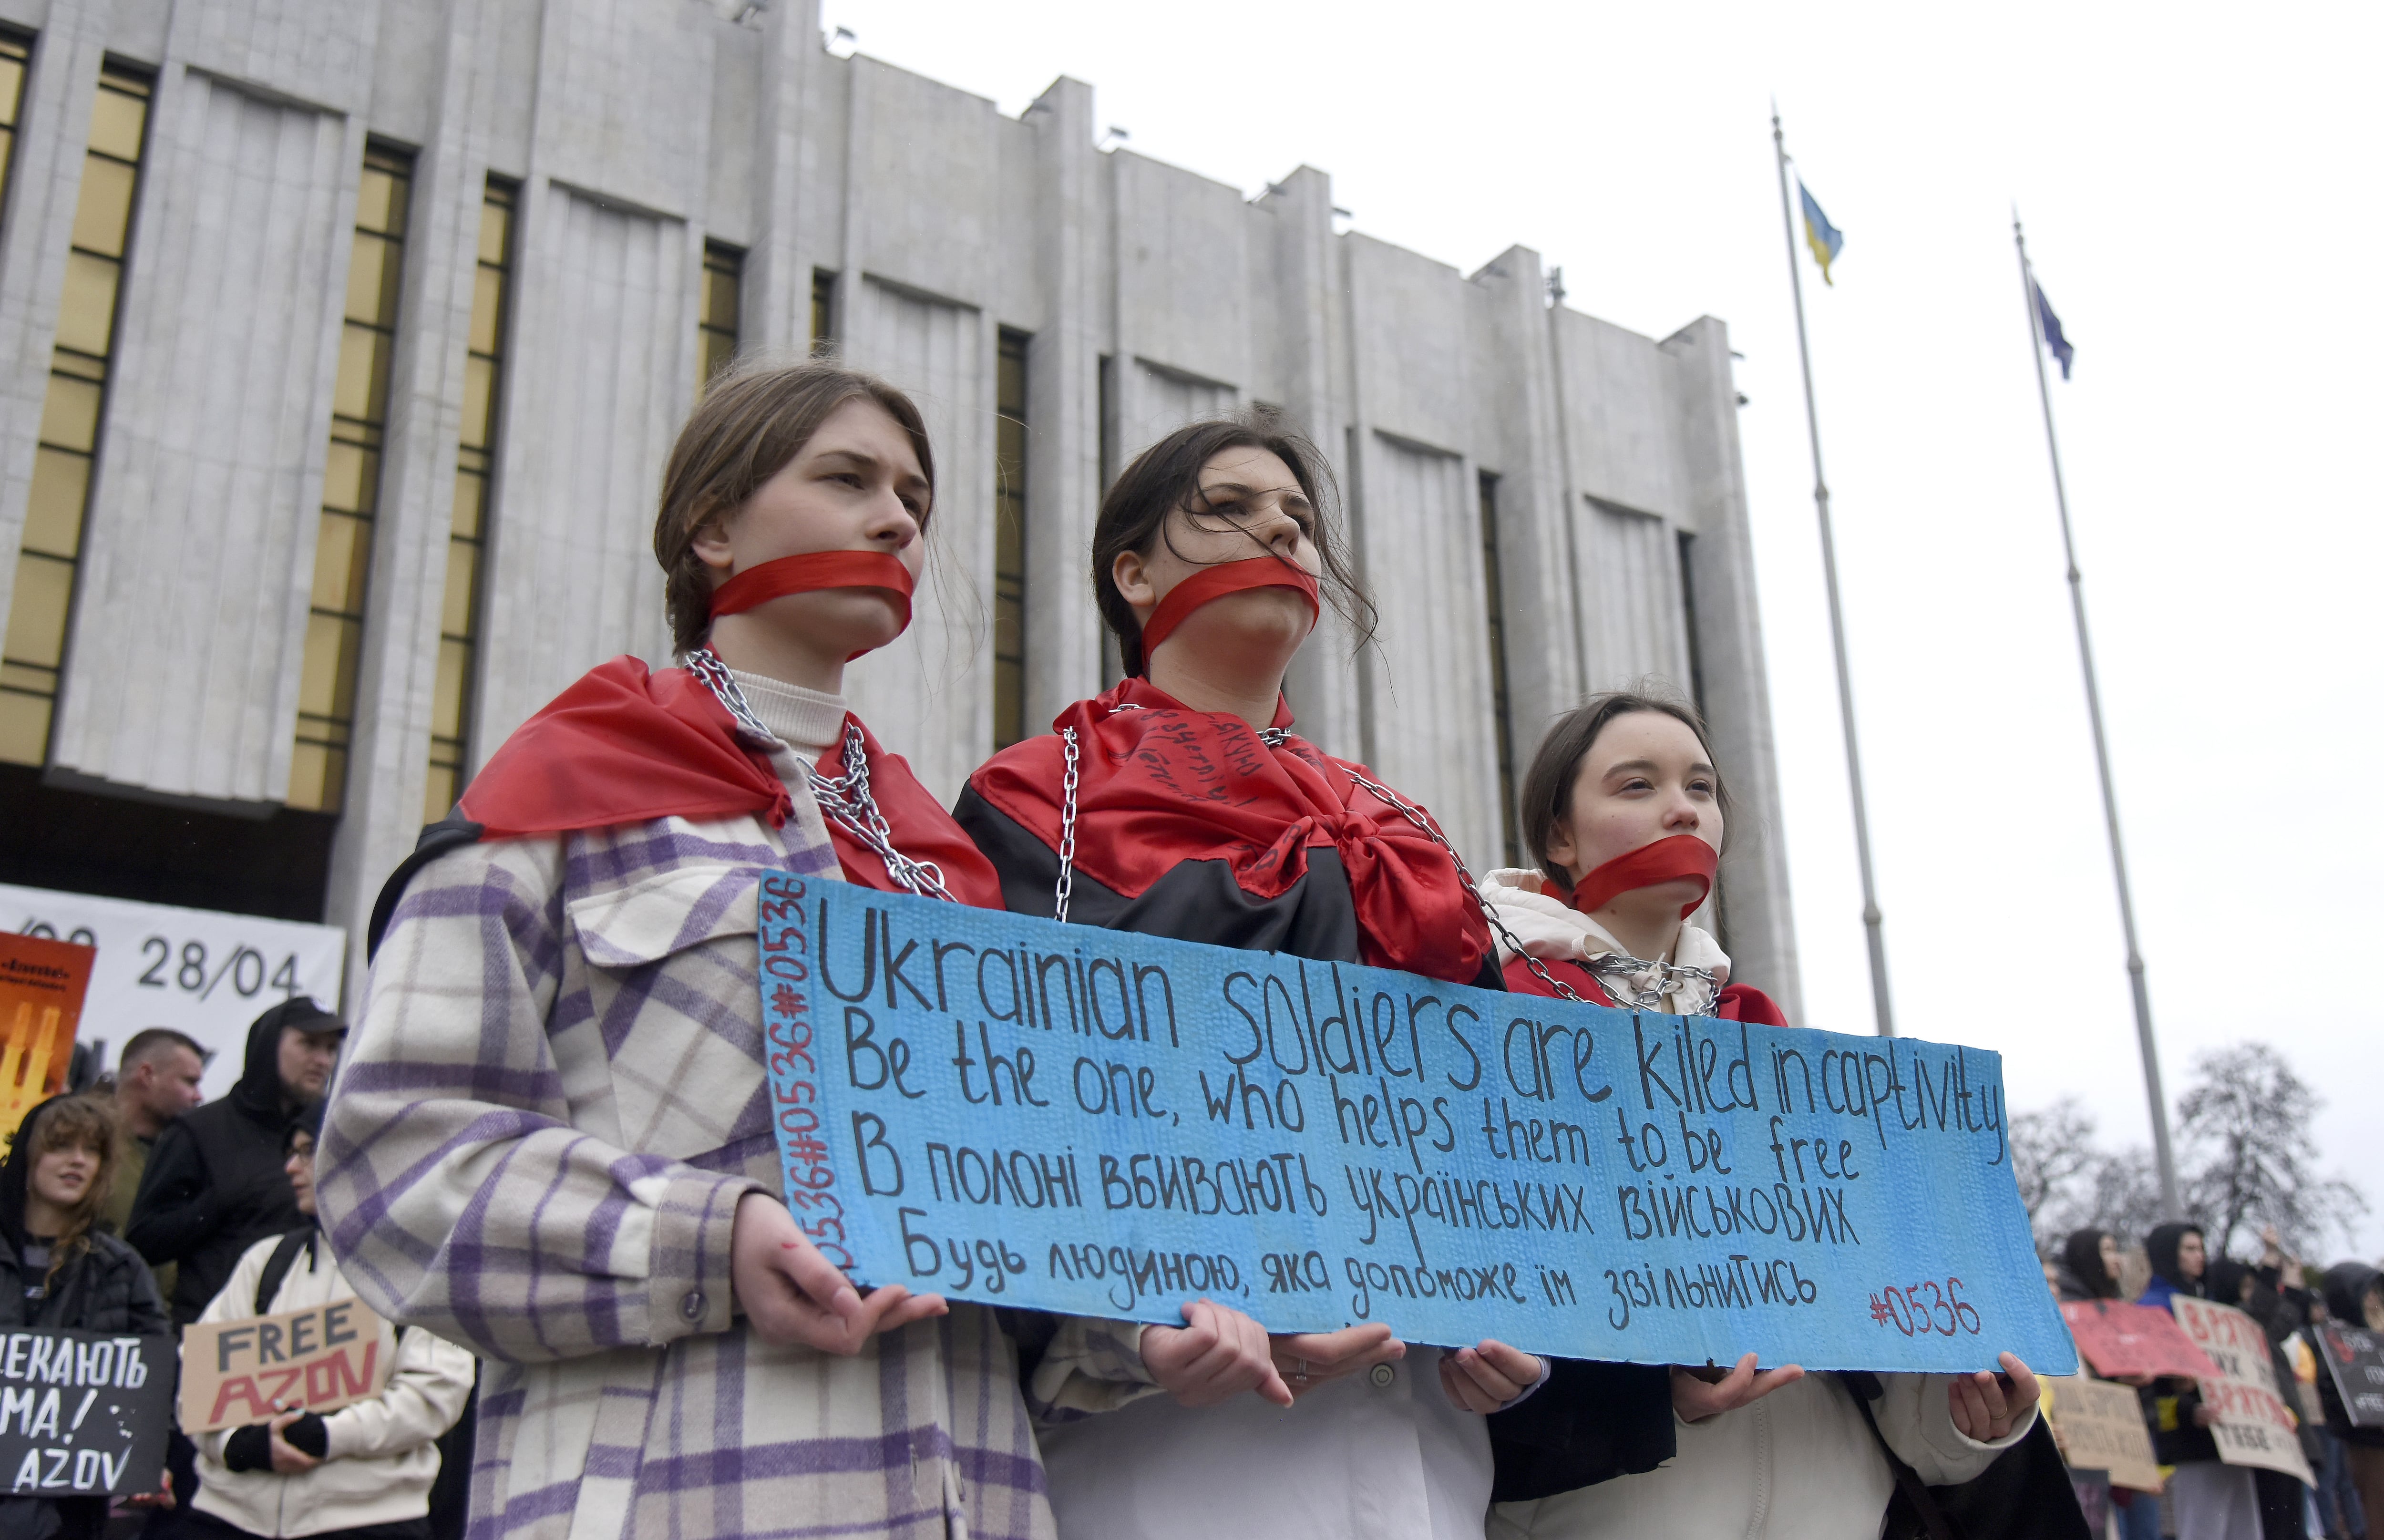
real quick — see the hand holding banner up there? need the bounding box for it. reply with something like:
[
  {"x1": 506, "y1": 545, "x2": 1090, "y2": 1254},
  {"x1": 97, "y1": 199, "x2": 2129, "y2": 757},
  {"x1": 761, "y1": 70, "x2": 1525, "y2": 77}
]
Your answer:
[
  {"x1": 2313, "y1": 1322, "x2": 2384, "y2": 1429},
  {"x1": 2170, "y1": 1296, "x2": 2313, "y2": 1483},
  {"x1": 756, "y1": 878, "x2": 2072, "y2": 1373}
]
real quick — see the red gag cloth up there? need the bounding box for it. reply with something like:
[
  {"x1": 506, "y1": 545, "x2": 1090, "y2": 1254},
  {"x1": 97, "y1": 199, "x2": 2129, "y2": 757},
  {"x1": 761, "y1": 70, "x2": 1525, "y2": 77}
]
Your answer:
[
  {"x1": 813, "y1": 717, "x2": 1004, "y2": 909},
  {"x1": 1137, "y1": 557, "x2": 1321, "y2": 664},
  {"x1": 1502, "y1": 954, "x2": 1790, "y2": 1025},
  {"x1": 458, "y1": 656, "x2": 791, "y2": 836},
  {"x1": 709, "y1": 551, "x2": 915, "y2": 659},
  {"x1": 964, "y1": 678, "x2": 1491, "y2": 983},
  {"x1": 1569, "y1": 834, "x2": 1718, "y2": 919}
]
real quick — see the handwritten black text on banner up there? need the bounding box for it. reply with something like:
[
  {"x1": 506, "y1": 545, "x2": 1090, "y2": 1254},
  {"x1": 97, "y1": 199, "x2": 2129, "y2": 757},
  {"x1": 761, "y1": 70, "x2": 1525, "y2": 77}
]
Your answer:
[{"x1": 757, "y1": 878, "x2": 2070, "y2": 1372}]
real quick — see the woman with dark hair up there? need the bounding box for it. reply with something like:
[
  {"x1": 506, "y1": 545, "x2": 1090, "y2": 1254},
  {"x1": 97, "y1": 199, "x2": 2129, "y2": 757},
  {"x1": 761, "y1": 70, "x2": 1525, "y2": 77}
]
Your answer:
[
  {"x1": 2138, "y1": 1223, "x2": 2263, "y2": 1540},
  {"x1": 1482, "y1": 698, "x2": 2063, "y2": 1540},
  {"x1": 954, "y1": 414, "x2": 1607, "y2": 1538},
  {"x1": 0, "y1": 1095, "x2": 171, "y2": 1540},
  {"x1": 322, "y1": 362, "x2": 1051, "y2": 1540},
  {"x1": 1483, "y1": 690, "x2": 1781, "y2": 1023},
  {"x1": 2056, "y1": 1228, "x2": 2126, "y2": 1303}
]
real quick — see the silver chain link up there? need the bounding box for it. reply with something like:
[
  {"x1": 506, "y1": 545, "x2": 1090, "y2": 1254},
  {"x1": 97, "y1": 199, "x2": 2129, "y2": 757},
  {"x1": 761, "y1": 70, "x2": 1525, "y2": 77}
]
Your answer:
[
  {"x1": 1336, "y1": 766, "x2": 1587, "y2": 1002},
  {"x1": 1055, "y1": 709, "x2": 1281, "y2": 924},
  {"x1": 1054, "y1": 727, "x2": 1081, "y2": 923},
  {"x1": 685, "y1": 648, "x2": 956, "y2": 903},
  {"x1": 1340, "y1": 767, "x2": 1718, "y2": 1010}
]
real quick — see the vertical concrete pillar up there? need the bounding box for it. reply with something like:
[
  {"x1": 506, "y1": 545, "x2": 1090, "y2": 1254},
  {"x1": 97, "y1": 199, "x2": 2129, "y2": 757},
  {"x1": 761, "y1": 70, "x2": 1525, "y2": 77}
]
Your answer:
[
  {"x1": 0, "y1": 0, "x2": 112, "y2": 646},
  {"x1": 1021, "y1": 76, "x2": 1102, "y2": 729},
  {"x1": 1666, "y1": 315, "x2": 1802, "y2": 1020},
  {"x1": 321, "y1": 0, "x2": 506, "y2": 980},
  {"x1": 1266, "y1": 166, "x2": 1360, "y2": 760}
]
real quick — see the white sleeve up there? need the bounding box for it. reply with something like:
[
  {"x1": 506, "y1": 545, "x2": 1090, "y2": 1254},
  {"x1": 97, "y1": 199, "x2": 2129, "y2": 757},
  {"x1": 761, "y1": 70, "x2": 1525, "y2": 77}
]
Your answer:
[{"x1": 1872, "y1": 1371, "x2": 2037, "y2": 1486}]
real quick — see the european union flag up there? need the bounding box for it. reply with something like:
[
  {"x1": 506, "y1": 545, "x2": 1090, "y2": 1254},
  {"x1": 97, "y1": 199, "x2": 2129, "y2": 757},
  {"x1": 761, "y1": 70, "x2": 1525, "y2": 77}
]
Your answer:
[
  {"x1": 1799, "y1": 180, "x2": 1843, "y2": 286},
  {"x1": 2033, "y1": 281, "x2": 2075, "y2": 380}
]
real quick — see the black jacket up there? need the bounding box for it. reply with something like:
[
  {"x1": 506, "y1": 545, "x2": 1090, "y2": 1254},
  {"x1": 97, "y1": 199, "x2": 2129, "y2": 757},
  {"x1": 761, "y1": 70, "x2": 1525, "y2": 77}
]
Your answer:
[
  {"x1": 0, "y1": 1097, "x2": 171, "y2": 1540},
  {"x1": 2315, "y1": 1263, "x2": 2384, "y2": 1449},
  {"x1": 125, "y1": 1003, "x2": 318, "y2": 1324}
]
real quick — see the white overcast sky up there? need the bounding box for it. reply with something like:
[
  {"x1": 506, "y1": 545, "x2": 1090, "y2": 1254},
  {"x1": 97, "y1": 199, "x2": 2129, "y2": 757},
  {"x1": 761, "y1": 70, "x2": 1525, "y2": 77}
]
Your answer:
[{"x1": 815, "y1": 0, "x2": 2384, "y2": 1256}]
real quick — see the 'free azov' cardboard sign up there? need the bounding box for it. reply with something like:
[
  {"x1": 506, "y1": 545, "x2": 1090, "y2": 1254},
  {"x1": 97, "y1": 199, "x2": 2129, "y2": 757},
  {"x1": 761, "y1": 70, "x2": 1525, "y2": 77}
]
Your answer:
[{"x1": 179, "y1": 1300, "x2": 392, "y2": 1435}]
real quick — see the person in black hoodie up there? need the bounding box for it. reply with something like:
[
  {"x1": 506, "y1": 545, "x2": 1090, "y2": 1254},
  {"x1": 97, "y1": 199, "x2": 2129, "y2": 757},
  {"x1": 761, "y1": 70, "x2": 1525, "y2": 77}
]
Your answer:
[
  {"x1": 126, "y1": 998, "x2": 342, "y2": 1326},
  {"x1": 2205, "y1": 1257, "x2": 2312, "y2": 1540},
  {"x1": 2139, "y1": 1222, "x2": 2263, "y2": 1540},
  {"x1": 2314, "y1": 1264, "x2": 2384, "y2": 1532},
  {"x1": 0, "y1": 1094, "x2": 173, "y2": 1540}
]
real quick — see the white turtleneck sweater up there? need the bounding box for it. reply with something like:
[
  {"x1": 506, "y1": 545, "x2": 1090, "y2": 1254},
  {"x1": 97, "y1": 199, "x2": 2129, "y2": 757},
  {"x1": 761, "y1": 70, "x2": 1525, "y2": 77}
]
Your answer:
[
  {"x1": 726, "y1": 668, "x2": 847, "y2": 769},
  {"x1": 1475, "y1": 867, "x2": 1733, "y2": 1016}
]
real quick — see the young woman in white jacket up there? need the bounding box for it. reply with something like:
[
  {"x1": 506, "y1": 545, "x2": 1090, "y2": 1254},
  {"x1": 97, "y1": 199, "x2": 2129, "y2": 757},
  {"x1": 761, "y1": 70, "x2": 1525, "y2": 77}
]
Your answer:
[
  {"x1": 186, "y1": 1110, "x2": 474, "y2": 1540},
  {"x1": 1480, "y1": 692, "x2": 2062, "y2": 1540}
]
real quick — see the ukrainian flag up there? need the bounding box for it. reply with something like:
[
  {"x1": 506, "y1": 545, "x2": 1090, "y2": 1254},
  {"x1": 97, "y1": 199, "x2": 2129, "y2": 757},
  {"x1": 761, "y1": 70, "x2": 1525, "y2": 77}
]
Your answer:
[{"x1": 1799, "y1": 180, "x2": 1844, "y2": 286}]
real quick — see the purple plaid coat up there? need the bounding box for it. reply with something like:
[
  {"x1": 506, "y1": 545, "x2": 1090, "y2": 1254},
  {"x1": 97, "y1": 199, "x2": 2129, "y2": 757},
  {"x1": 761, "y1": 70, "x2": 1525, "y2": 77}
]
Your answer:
[{"x1": 318, "y1": 774, "x2": 1054, "y2": 1540}]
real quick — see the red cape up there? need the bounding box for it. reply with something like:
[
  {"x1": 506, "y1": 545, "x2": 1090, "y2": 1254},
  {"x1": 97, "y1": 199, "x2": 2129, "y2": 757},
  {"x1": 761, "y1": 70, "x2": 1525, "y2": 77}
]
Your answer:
[
  {"x1": 1501, "y1": 953, "x2": 1789, "y2": 1026},
  {"x1": 456, "y1": 656, "x2": 999, "y2": 907},
  {"x1": 966, "y1": 678, "x2": 1491, "y2": 984}
]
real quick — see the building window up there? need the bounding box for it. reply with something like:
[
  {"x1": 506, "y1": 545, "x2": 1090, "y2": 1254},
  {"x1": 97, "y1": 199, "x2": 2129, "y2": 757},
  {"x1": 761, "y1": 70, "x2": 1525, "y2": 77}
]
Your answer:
[
  {"x1": 1676, "y1": 530, "x2": 1707, "y2": 722},
  {"x1": 698, "y1": 240, "x2": 741, "y2": 395},
  {"x1": 993, "y1": 328, "x2": 1029, "y2": 749},
  {"x1": 1, "y1": 63, "x2": 149, "y2": 767},
  {"x1": 0, "y1": 30, "x2": 28, "y2": 216},
  {"x1": 288, "y1": 144, "x2": 412, "y2": 812},
  {"x1": 426, "y1": 177, "x2": 514, "y2": 821},
  {"x1": 810, "y1": 267, "x2": 835, "y2": 355},
  {"x1": 1478, "y1": 471, "x2": 1521, "y2": 869}
]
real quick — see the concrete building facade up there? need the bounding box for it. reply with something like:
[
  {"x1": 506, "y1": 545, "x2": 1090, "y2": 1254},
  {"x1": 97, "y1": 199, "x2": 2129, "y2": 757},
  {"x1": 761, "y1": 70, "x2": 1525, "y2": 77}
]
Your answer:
[{"x1": 0, "y1": 0, "x2": 1803, "y2": 1017}]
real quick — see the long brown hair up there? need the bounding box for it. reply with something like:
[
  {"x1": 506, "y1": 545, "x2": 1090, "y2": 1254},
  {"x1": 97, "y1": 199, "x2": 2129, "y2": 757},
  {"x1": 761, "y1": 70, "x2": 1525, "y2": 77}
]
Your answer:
[
  {"x1": 18, "y1": 1096, "x2": 119, "y2": 1288},
  {"x1": 1091, "y1": 412, "x2": 1376, "y2": 677},
  {"x1": 653, "y1": 360, "x2": 937, "y2": 655},
  {"x1": 1518, "y1": 688, "x2": 1736, "y2": 890}
]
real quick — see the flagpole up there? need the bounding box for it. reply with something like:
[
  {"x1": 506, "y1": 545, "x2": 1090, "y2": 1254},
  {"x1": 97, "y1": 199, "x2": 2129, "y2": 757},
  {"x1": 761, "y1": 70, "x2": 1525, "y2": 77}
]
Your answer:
[
  {"x1": 1772, "y1": 107, "x2": 1895, "y2": 1037},
  {"x1": 2012, "y1": 215, "x2": 2183, "y2": 1220}
]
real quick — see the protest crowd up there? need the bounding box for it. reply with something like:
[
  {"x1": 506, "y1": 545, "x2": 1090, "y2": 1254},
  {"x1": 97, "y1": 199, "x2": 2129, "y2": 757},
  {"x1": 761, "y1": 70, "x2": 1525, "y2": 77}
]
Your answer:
[{"x1": 10, "y1": 362, "x2": 2373, "y2": 1540}]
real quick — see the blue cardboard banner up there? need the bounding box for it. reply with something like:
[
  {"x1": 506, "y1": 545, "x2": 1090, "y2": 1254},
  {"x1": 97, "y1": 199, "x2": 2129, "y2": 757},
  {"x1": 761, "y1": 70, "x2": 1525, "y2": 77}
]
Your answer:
[{"x1": 757, "y1": 874, "x2": 2074, "y2": 1374}]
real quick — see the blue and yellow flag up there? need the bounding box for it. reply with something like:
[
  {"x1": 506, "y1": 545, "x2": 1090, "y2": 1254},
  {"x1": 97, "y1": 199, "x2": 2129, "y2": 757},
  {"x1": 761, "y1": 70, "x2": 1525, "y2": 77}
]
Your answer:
[{"x1": 1799, "y1": 180, "x2": 1844, "y2": 286}]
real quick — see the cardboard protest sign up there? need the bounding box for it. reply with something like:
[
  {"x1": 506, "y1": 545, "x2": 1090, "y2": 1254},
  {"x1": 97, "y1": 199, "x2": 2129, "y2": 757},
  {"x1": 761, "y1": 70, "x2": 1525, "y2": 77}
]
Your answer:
[
  {"x1": 2062, "y1": 1299, "x2": 2220, "y2": 1381},
  {"x1": 3, "y1": 884, "x2": 346, "y2": 1104},
  {"x1": 2044, "y1": 1374, "x2": 2162, "y2": 1491},
  {"x1": 0, "y1": 1328, "x2": 173, "y2": 1497},
  {"x1": 0, "y1": 932, "x2": 93, "y2": 1143},
  {"x1": 754, "y1": 877, "x2": 2075, "y2": 1372},
  {"x1": 2313, "y1": 1322, "x2": 2384, "y2": 1428},
  {"x1": 179, "y1": 1299, "x2": 392, "y2": 1434},
  {"x1": 2170, "y1": 1296, "x2": 2314, "y2": 1483}
]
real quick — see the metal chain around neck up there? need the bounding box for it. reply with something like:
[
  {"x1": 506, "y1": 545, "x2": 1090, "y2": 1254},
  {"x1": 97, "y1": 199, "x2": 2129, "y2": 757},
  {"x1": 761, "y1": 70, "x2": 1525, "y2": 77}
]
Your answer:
[
  {"x1": 1335, "y1": 766, "x2": 1586, "y2": 1003},
  {"x1": 1053, "y1": 705, "x2": 1290, "y2": 924},
  {"x1": 1577, "y1": 951, "x2": 1719, "y2": 1013},
  {"x1": 684, "y1": 647, "x2": 956, "y2": 903}
]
